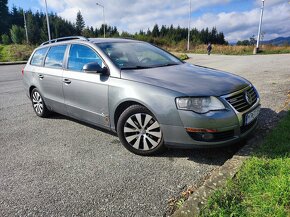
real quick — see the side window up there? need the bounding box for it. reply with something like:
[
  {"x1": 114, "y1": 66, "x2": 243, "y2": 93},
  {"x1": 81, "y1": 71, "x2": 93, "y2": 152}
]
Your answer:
[
  {"x1": 68, "y1": 44, "x2": 103, "y2": 71},
  {"x1": 44, "y1": 45, "x2": 67, "y2": 69},
  {"x1": 30, "y1": 48, "x2": 48, "y2": 66}
]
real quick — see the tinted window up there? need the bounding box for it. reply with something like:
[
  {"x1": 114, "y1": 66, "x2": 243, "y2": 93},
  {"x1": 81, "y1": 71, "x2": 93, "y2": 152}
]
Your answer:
[
  {"x1": 68, "y1": 44, "x2": 103, "y2": 71},
  {"x1": 30, "y1": 48, "x2": 48, "y2": 66},
  {"x1": 44, "y1": 45, "x2": 67, "y2": 69}
]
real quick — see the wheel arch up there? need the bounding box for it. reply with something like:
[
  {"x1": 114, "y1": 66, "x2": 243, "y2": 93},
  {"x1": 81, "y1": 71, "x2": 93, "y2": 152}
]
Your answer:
[
  {"x1": 113, "y1": 100, "x2": 142, "y2": 131},
  {"x1": 113, "y1": 100, "x2": 158, "y2": 131},
  {"x1": 29, "y1": 85, "x2": 37, "y2": 97}
]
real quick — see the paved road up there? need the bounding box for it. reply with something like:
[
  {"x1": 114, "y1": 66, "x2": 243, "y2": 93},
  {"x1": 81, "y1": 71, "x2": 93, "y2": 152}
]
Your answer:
[{"x1": 0, "y1": 54, "x2": 289, "y2": 216}]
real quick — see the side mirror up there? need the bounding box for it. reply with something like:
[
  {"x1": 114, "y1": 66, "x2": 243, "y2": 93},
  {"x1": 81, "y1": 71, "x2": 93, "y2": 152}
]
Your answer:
[{"x1": 82, "y1": 62, "x2": 108, "y2": 75}]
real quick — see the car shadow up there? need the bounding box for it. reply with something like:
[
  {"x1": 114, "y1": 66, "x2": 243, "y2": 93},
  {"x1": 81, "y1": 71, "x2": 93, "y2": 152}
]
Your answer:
[{"x1": 46, "y1": 108, "x2": 286, "y2": 166}]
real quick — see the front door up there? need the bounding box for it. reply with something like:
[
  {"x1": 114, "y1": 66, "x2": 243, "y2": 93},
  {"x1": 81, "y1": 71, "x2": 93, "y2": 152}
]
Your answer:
[{"x1": 62, "y1": 44, "x2": 110, "y2": 127}]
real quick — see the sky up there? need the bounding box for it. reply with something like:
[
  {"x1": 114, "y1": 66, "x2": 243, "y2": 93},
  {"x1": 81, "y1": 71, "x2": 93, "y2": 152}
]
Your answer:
[{"x1": 8, "y1": 0, "x2": 290, "y2": 42}]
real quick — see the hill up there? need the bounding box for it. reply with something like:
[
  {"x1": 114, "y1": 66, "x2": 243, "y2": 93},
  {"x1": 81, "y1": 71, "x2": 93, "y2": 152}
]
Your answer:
[{"x1": 263, "y1": 36, "x2": 290, "y2": 46}]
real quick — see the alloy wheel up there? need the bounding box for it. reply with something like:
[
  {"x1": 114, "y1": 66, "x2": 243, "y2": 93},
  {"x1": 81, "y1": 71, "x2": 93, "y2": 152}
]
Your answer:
[
  {"x1": 32, "y1": 91, "x2": 43, "y2": 115},
  {"x1": 123, "y1": 113, "x2": 162, "y2": 151}
]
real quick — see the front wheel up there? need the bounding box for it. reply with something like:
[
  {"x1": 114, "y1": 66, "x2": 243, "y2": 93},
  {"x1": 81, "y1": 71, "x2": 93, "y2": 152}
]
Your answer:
[{"x1": 117, "y1": 105, "x2": 165, "y2": 155}]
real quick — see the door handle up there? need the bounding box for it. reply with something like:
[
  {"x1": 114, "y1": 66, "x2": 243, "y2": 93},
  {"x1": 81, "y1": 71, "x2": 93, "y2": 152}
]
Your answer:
[
  {"x1": 38, "y1": 74, "x2": 44, "y2": 79},
  {"x1": 63, "y1": 78, "x2": 71, "y2": 84}
]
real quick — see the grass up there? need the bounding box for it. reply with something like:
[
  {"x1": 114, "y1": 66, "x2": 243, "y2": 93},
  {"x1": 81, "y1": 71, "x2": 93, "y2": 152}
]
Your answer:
[
  {"x1": 177, "y1": 53, "x2": 189, "y2": 60},
  {"x1": 0, "y1": 44, "x2": 35, "y2": 62},
  {"x1": 0, "y1": 43, "x2": 289, "y2": 62},
  {"x1": 166, "y1": 43, "x2": 290, "y2": 55},
  {"x1": 200, "y1": 111, "x2": 290, "y2": 217}
]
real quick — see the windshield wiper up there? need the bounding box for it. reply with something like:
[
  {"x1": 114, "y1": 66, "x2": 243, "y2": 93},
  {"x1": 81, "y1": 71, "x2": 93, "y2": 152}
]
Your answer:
[
  {"x1": 121, "y1": 63, "x2": 179, "y2": 70},
  {"x1": 154, "y1": 63, "x2": 179, "y2": 68},
  {"x1": 121, "y1": 66, "x2": 153, "y2": 70}
]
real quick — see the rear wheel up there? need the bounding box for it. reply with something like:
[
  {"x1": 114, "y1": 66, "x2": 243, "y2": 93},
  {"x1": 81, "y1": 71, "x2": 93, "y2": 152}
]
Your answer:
[
  {"x1": 31, "y1": 88, "x2": 50, "y2": 117},
  {"x1": 117, "y1": 105, "x2": 165, "y2": 155}
]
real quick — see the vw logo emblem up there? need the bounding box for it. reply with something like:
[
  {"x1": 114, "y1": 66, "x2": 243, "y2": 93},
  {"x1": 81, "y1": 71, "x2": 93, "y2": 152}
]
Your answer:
[{"x1": 245, "y1": 91, "x2": 253, "y2": 105}]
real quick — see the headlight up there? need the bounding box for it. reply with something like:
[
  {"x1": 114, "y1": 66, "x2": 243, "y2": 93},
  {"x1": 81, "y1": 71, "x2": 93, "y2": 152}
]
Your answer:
[{"x1": 176, "y1": 96, "x2": 226, "y2": 113}]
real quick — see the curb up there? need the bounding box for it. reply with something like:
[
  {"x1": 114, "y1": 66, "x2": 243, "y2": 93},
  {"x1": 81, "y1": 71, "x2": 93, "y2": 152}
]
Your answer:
[
  {"x1": 0, "y1": 61, "x2": 27, "y2": 65},
  {"x1": 171, "y1": 133, "x2": 262, "y2": 217},
  {"x1": 172, "y1": 93, "x2": 289, "y2": 216}
]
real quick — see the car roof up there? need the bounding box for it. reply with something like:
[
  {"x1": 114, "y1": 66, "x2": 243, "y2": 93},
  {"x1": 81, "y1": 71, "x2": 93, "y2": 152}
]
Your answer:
[
  {"x1": 89, "y1": 38, "x2": 140, "y2": 44},
  {"x1": 39, "y1": 36, "x2": 141, "y2": 49}
]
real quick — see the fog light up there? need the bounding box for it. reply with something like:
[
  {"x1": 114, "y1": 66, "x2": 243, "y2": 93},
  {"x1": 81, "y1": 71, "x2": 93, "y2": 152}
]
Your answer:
[{"x1": 201, "y1": 133, "x2": 214, "y2": 141}]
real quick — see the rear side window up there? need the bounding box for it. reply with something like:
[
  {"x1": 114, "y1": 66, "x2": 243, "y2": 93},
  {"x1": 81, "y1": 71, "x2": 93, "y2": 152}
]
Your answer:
[
  {"x1": 30, "y1": 48, "x2": 48, "y2": 66},
  {"x1": 44, "y1": 45, "x2": 67, "y2": 69},
  {"x1": 68, "y1": 44, "x2": 103, "y2": 71}
]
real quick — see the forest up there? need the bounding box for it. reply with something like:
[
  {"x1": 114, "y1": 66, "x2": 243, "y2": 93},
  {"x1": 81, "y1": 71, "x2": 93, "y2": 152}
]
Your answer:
[{"x1": 0, "y1": 0, "x2": 227, "y2": 46}]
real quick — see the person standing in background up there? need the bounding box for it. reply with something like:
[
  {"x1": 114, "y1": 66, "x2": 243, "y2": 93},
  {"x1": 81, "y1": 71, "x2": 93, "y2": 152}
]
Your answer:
[{"x1": 207, "y1": 42, "x2": 212, "y2": 55}]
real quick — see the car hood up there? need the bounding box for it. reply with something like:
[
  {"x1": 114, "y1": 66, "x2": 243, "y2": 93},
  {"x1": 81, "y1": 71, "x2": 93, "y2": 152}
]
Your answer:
[{"x1": 121, "y1": 63, "x2": 250, "y2": 96}]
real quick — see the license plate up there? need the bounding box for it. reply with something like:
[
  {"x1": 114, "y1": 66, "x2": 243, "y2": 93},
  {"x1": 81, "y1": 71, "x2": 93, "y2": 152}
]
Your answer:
[{"x1": 245, "y1": 106, "x2": 260, "y2": 125}]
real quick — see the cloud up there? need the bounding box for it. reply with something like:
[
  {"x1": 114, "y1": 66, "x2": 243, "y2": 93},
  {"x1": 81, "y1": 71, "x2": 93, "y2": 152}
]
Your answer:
[
  {"x1": 39, "y1": 0, "x2": 290, "y2": 41},
  {"x1": 40, "y1": 0, "x2": 231, "y2": 31},
  {"x1": 192, "y1": 2, "x2": 290, "y2": 41}
]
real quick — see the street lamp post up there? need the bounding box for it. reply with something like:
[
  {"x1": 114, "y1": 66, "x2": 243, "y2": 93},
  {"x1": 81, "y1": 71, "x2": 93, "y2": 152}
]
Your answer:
[
  {"x1": 187, "y1": 0, "x2": 191, "y2": 51},
  {"x1": 254, "y1": 0, "x2": 265, "y2": 54},
  {"x1": 96, "y1": 3, "x2": 105, "y2": 38},
  {"x1": 23, "y1": 10, "x2": 29, "y2": 44},
  {"x1": 44, "y1": 0, "x2": 51, "y2": 42}
]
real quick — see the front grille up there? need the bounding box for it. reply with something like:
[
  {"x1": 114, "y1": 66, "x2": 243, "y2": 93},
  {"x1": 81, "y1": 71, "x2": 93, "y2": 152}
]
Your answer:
[
  {"x1": 225, "y1": 86, "x2": 258, "y2": 112},
  {"x1": 187, "y1": 130, "x2": 235, "y2": 142}
]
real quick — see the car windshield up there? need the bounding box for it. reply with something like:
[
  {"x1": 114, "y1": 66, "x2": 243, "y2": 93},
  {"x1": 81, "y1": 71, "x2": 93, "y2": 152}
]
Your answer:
[{"x1": 96, "y1": 42, "x2": 183, "y2": 70}]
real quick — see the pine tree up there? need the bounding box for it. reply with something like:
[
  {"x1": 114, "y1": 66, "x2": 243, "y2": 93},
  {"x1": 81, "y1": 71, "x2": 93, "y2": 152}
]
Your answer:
[
  {"x1": 26, "y1": 11, "x2": 40, "y2": 44},
  {"x1": 152, "y1": 24, "x2": 160, "y2": 37},
  {"x1": 1, "y1": 34, "x2": 10, "y2": 44},
  {"x1": 75, "y1": 11, "x2": 85, "y2": 35},
  {"x1": 10, "y1": 25, "x2": 25, "y2": 44},
  {"x1": 0, "y1": 0, "x2": 9, "y2": 35},
  {"x1": 40, "y1": 17, "x2": 48, "y2": 42}
]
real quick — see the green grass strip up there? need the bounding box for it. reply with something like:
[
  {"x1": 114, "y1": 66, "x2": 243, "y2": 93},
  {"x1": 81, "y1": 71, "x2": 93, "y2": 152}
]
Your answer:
[
  {"x1": 200, "y1": 111, "x2": 290, "y2": 217},
  {"x1": 0, "y1": 44, "x2": 35, "y2": 62}
]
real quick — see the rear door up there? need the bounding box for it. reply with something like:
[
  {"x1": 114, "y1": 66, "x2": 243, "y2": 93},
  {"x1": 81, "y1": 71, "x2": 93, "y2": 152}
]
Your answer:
[
  {"x1": 25, "y1": 47, "x2": 48, "y2": 96},
  {"x1": 39, "y1": 45, "x2": 67, "y2": 114},
  {"x1": 62, "y1": 44, "x2": 110, "y2": 127}
]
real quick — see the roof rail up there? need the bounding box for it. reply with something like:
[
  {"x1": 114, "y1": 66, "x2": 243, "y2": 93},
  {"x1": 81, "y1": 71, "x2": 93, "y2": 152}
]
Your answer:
[{"x1": 40, "y1": 36, "x2": 88, "y2": 46}]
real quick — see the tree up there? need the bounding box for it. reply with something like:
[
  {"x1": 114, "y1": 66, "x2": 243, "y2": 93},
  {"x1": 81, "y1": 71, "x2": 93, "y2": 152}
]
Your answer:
[
  {"x1": 152, "y1": 24, "x2": 160, "y2": 37},
  {"x1": 249, "y1": 35, "x2": 256, "y2": 46},
  {"x1": 120, "y1": 31, "x2": 131, "y2": 38},
  {"x1": 10, "y1": 6, "x2": 24, "y2": 27},
  {"x1": 40, "y1": 17, "x2": 48, "y2": 42},
  {"x1": 75, "y1": 10, "x2": 85, "y2": 35},
  {"x1": 26, "y1": 11, "x2": 40, "y2": 44},
  {"x1": 1, "y1": 34, "x2": 10, "y2": 44},
  {"x1": 237, "y1": 40, "x2": 251, "y2": 46},
  {"x1": 0, "y1": 0, "x2": 9, "y2": 35},
  {"x1": 160, "y1": 25, "x2": 167, "y2": 37},
  {"x1": 10, "y1": 25, "x2": 25, "y2": 44},
  {"x1": 82, "y1": 26, "x2": 95, "y2": 38}
]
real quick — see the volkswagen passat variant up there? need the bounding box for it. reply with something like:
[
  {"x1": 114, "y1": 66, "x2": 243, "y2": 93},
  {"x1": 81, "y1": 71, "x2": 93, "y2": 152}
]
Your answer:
[{"x1": 23, "y1": 36, "x2": 260, "y2": 155}]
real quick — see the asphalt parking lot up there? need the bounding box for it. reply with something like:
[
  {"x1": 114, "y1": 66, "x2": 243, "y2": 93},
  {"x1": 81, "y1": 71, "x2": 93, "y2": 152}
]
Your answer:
[{"x1": 0, "y1": 54, "x2": 289, "y2": 216}]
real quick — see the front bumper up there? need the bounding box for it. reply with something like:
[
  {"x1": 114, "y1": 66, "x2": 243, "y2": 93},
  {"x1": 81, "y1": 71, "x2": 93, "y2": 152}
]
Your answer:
[
  {"x1": 162, "y1": 118, "x2": 257, "y2": 148},
  {"x1": 162, "y1": 85, "x2": 260, "y2": 148}
]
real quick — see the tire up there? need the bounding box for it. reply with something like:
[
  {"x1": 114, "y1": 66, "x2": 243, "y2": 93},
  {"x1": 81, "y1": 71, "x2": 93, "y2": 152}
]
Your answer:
[
  {"x1": 117, "y1": 105, "x2": 166, "y2": 155},
  {"x1": 30, "y1": 88, "x2": 50, "y2": 118}
]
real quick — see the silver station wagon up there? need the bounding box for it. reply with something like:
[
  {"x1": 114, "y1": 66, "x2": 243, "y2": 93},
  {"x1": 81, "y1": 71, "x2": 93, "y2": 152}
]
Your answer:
[{"x1": 23, "y1": 36, "x2": 260, "y2": 155}]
